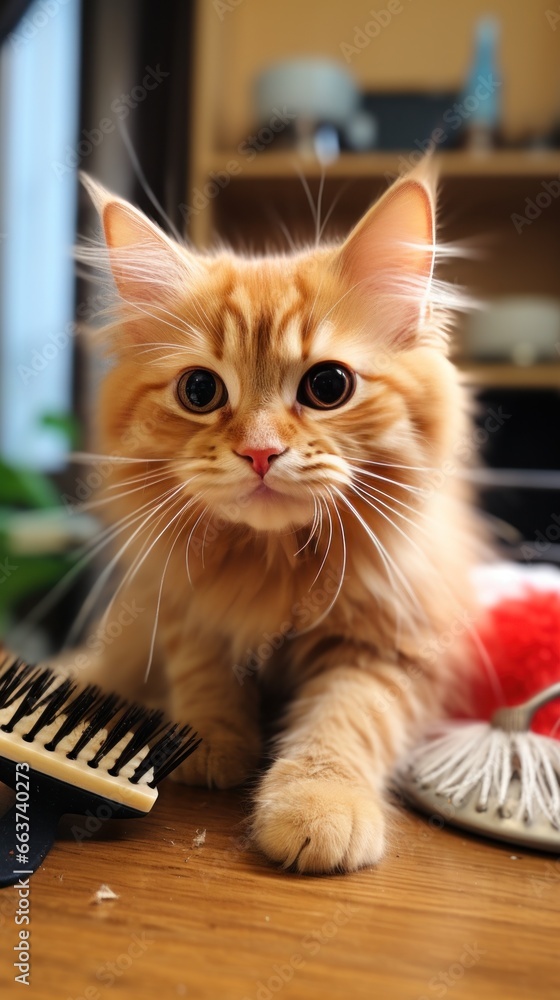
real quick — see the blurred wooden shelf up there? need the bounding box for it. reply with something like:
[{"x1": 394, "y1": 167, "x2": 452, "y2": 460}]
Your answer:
[
  {"x1": 458, "y1": 362, "x2": 560, "y2": 388},
  {"x1": 206, "y1": 150, "x2": 560, "y2": 181}
]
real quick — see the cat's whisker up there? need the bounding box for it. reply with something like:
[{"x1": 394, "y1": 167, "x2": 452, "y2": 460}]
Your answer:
[
  {"x1": 103, "y1": 465, "x2": 177, "y2": 486},
  {"x1": 349, "y1": 483, "x2": 435, "y2": 572},
  {"x1": 304, "y1": 273, "x2": 326, "y2": 336},
  {"x1": 315, "y1": 171, "x2": 325, "y2": 247},
  {"x1": 117, "y1": 295, "x2": 209, "y2": 347},
  {"x1": 317, "y1": 181, "x2": 350, "y2": 243},
  {"x1": 314, "y1": 274, "x2": 373, "y2": 327},
  {"x1": 351, "y1": 475, "x2": 433, "y2": 521},
  {"x1": 293, "y1": 491, "x2": 320, "y2": 557},
  {"x1": 144, "y1": 497, "x2": 198, "y2": 683},
  {"x1": 333, "y1": 485, "x2": 424, "y2": 629},
  {"x1": 353, "y1": 471, "x2": 479, "y2": 550},
  {"x1": 348, "y1": 482, "x2": 418, "y2": 554},
  {"x1": 357, "y1": 484, "x2": 480, "y2": 604},
  {"x1": 295, "y1": 492, "x2": 345, "y2": 634},
  {"x1": 295, "y1": 166, "x2": 320, "y2": 236},
  {"x1": 309, "y1": 495, "x2": 333, "y2": 590},
  {"x1": 22, "y1": 482, "x2": 184, "y2": 629},
  {"x1": 118, "y1": 120, "x2": 185, "y2": 244},
  {"x1": 346, "y1": 464, "x2": 426, "y2": 494},
  {"x1": 70, "y1": 451, "x2": 171, "y2": 464},
  {"x1": 73, "y1": 472, "x2": 177, "y2": 513},
  {"x1": 99, "y1": 461, "x2": 197, "y2": 492},
  {"x1": 201, "y1": 507, "x2": 218, "y2": 569},
  {"x1": 261, "y1": 203, "x2": 299, "y2": 255},
  {"x1": 348, "y1": 484, "x2": 453, "y2": 632},
  {"x1": 351, "y1": 480, "x2": 431, "y2": 540},
  {"x1": 65, "y1": 482, "x2": 188, "y2": 646},
  {"x1": 352, "y1": 477, "x2": 474, "y2": 549},
  {"x1": 75, "y1": 481, "x2": 186, "y2": 560},
  {"x1": 314, "y1": 496, "x2": 324, "y2": 554},
  {"x1": 185, "y1": 497, "x2": 209, "y2": 586},
  {"x1": 344, "y1": 455, "x2": 437, "y2": 473},
  {"x1": 133, "y1": 342, "x2": 198, "y2": 356},
  {"x1": 98, "y1": 482, "x2": 202, "y2": 630},
  {"x1": 324, "y1": 488, "x2": 346, "y2": 607}
]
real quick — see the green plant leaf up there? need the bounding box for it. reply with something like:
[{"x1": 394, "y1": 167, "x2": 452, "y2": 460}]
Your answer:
[{"x1": 0, "y1": 461, "x2": 60, "y2": 509}]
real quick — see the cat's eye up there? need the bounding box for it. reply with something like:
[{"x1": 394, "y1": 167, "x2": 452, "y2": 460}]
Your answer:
[
  {"x1": 176, "y1": 368, "x2": 228, "y2": 414},
  {"x1": 297, "y1": 362, "x2": 355, "y2": 410}
]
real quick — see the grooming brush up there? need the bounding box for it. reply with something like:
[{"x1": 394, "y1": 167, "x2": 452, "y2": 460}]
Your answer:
[
  {"x1": 398, "y1": 682, "x2": 560, "y2": 851},
  {"x1": 0, "y1": 653, "x2": 200, "y2": 887}
]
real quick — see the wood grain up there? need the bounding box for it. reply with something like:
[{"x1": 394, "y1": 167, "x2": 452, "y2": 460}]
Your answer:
[{"x1": 0, "y1": 779, "x2": 557, "y2": 999}]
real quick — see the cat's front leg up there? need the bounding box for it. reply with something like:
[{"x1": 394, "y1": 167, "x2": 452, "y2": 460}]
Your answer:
[
  {"x1": 252, "y1": 657, "x2": 429, "y2": 873},
  {"x1": 165, "y1": 627, "x2": 261, "y2": 789}
]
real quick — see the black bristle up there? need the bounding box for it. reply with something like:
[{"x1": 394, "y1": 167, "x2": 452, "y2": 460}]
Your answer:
[
  {"x1": 0, "y1": 657, "x2": 32, "y2": 702},
  {"x1": 107, "y1": 710, "x2": 165, "y2": 776},
  {"x1": 0, "y1": 659, "x2": 46, "y2": 711},
  {"x1": 44, "y1": 686, "x2": 103, "y2": 751},
  {"x1": 66, "y1": 692, "x2": 124, "y2": 760},
  {"x1": 1, "y1": 670, "x2": 57, "y2": 733},
  {"x1": 0, "y1": 654, "x2": 201, "y2": 788},
  {"x1": 22, "y1": 679, "x2": 76, "y2": 742},
  {"x1": 138, "y1": 726, "x2": 201, "y2": 786},
  {"x1": 86, "y1": 703, "x2": 148, "y2": 769}
]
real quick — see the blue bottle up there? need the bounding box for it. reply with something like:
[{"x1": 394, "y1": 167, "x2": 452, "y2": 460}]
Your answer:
[{"x1": 460, "y1": 16, "x2": 502, "y2": 151}]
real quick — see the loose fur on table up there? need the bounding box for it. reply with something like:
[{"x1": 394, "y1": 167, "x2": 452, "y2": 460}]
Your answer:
[{"x1": 55, "y1": 163, "x2": 486, "y2": 873}]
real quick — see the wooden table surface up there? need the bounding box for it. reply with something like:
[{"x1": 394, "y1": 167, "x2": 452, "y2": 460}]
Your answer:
[{"x1": 0, "y1": 780, "x2": 558, "y2": 1000}]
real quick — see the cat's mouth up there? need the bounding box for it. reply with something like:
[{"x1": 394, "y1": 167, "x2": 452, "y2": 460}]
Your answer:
[{"x1": 249, "y1": 481, "x2": 284, "y2": 501}]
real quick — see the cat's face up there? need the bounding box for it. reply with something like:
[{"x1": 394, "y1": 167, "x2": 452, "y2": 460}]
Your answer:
[{"x1": 86, "y1": 169, "x2": 457, "y2": 535}]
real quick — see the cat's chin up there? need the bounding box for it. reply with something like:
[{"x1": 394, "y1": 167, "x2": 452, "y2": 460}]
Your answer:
[{"x1": 226, "y1": 487, "x2": 312, "y2": 533}]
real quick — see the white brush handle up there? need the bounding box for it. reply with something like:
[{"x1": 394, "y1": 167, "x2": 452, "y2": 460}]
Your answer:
[{"x1": 491, "y1": 681, "x2": 560, "y2": 732}]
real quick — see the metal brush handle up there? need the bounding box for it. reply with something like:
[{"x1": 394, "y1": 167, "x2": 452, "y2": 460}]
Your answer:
[
  {"x1": 491, "y1": 681, "x2": 560, "y2": 733},
  {"x1": 0, "y1": 793, "x2": 62, "y2": 887}
]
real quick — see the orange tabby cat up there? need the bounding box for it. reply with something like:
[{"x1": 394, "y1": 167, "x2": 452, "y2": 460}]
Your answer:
[{"x1": 67, "y1": 166, "x2": 481, "y2": 873}]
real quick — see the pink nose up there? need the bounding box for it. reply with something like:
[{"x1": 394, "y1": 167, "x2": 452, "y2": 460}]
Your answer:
[{"x1": 235, "y1": 446, "x2": 285, "y2": 478}]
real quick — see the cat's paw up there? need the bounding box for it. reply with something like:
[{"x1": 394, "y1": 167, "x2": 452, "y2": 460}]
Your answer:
[
  {"x1": 252, "y1": 773, "x2": 385, "y2": 874},
  {"x1": 169, "y1": 723, "x2": 261, "y2": 789}
]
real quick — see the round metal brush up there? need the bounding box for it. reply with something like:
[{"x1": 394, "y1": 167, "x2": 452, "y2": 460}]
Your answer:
[{"x1": 398, "y1": 682, "x2": 560, "y2": 851}]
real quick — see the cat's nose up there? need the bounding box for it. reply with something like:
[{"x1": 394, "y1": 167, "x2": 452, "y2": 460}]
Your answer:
[{"x1": 235, "y1": 446, "x2": 286, "y2": 478}]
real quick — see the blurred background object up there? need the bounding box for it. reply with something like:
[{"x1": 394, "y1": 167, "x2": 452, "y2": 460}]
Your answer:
[{"x1": 0, "y1": 0, "x2": 559, "y2": 655}]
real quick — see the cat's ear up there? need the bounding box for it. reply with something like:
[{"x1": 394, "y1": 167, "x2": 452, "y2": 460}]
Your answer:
[
  {"x1": 80, "y1": 173, "x2": 196, "y2": 305},
  {"x1": 334, "y1": 169, "x2": 436, "y2": 344}
]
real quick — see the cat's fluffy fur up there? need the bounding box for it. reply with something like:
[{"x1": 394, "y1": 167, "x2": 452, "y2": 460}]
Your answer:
[{"x1": 65, "y1": 166, "x2": 482, "y2": 873}]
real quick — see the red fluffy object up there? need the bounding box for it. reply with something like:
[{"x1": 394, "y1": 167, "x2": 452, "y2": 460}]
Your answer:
[{"x1": 468, "y1": 588, "x2": 560, "y2": 736}]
